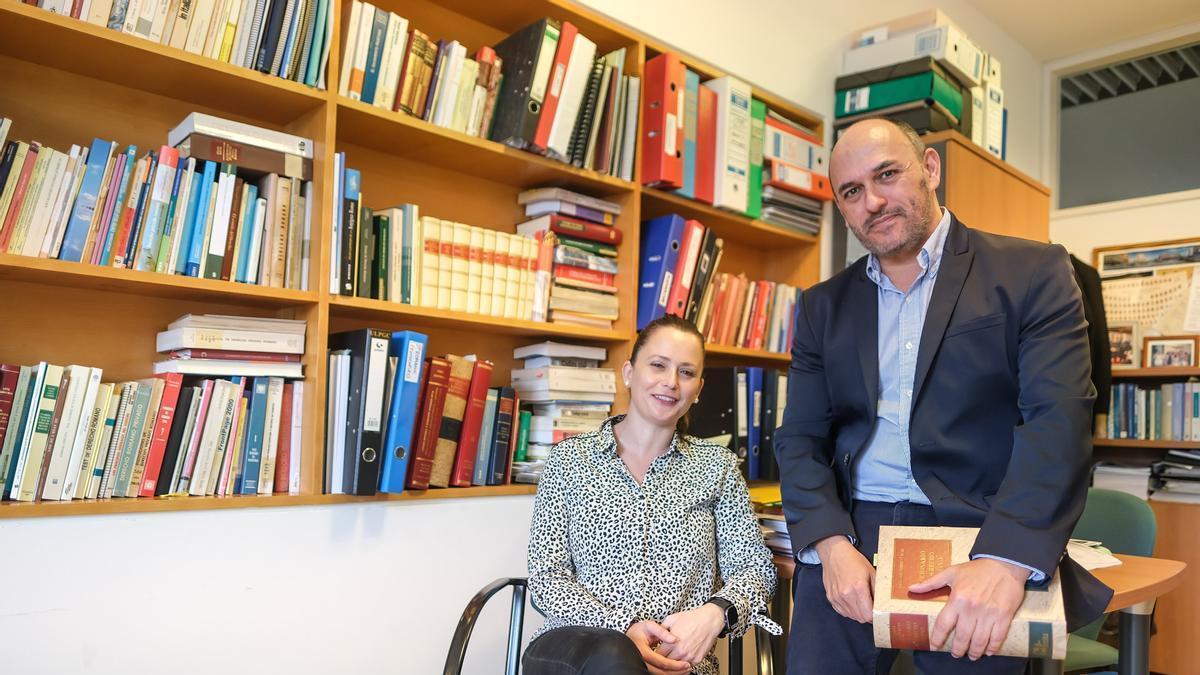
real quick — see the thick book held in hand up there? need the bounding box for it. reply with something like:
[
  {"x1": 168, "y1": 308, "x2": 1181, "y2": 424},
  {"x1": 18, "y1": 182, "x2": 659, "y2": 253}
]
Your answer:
[{"x1": 873, "y1": 526, "x2": 1066, "y2": 660}]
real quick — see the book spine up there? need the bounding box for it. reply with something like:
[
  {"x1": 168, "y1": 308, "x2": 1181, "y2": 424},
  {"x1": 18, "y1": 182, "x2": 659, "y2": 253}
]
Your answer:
[{"x1": 405, "y1": 357, "x2": 449, "y2": 490}]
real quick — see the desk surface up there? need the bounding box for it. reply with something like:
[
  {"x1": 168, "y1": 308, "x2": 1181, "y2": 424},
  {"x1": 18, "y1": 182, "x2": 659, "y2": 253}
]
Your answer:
[{"x1": 772, "y1": 553, "x2": 1187, "y2": 613}]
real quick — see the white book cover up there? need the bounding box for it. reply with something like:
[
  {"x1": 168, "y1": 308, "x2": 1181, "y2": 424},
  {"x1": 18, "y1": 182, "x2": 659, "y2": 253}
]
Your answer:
[
  {"x1": 93, "y1": 382, "x2": 134, "y2": 499},
  {"x1": 435, "y1": 218, "x2": 454, "y2": 310},
  {"x1": 122, "y1": 0, "x2": 144, "y2": 34},
  {"x1": 203, "y1": 169, "x2": 235, "y2": 278},
  {"x1": 546, "y1": 33, "x2": 596, "y2": 161},
  {"x1": 40, "y1": 366, "x2": 94, "y2": 501},
  {"x1": 328, "y1": 351, "x2": 350, "y2": 494},
  {"x1": 337, "y1": 0, "x2": 361, "y2": 96},
  {"x1": 183, "y1": 0, "x2": 216, "y2": 54},
  {"x1": 512, "y1": 341, "x2": 607, "y2": 361},
  {"x1": 134, "y1": 0, "x2": 161, "y2": 39},
  {"x1": 288, "y1": 380, "x2": 303, "y2": 494},
  {"x1": 466, "y1": 225, "x2": 483, "y2": 314},
  {"x1": 246, "y1": 196, "x2": 268, "y2": 284},
  {"x1": 434, "y1": 42, "x2": 466, "y2": 128},
  {"x1": 149, "y1": 0, "x2": 174, "y2": 43},
  {"x1": 479, "y1": 228, "x2": 495, "y2": 316},
  {"x1": 21, "y1": 149, "x2": 68, "y2": 258},
  {"x1": 15, "y1": 364, "x2": 64, "y2": 502},
  {"x1": 6, "y1": 364, "x2": 46, "y2": 499},
  {"x1": 166, "y1": 0, "x2": 193, "y2": 49},
  {"x1": 57, "y1": 367, "x2": 104, "y2": 500},
  {"x1": 41, "y1": 145, "x2": 84, "y2": 259},
  {"x1": 203, "y1": 0, "x2": 231, "y2": 58},
  {"x1": 419, "y1": 215, "x2": 440, "y2": 308},
  {"x1": 704, "y1": 75, "x2": 752, "y2": 213},
  {"x1": 87, "y1": 0, "x2": 116, "y2": 26},
  {"x1": 449, "y1": 221, "x2": 470, "y2": 313},
  {"x1": 347, "y1": 1, "x2": 375, "y2": 100},
  {"x1": 258, "y1": 376, "x2": 285, "y2": 494},
  {"x1": 188, "y1": 380, "x2": 231, "y2": 495},
  {"x1": 374, "y1": 12, "x2": 408, "y2": 108},
  {"x1": 465, "y1": 84, "x2": 487, "y2": 138},
  {"x1": 490, "y1": 231, "x2": 509, "y2": 317},
  {"x1": 450, "y1": 58, "x2": 478, "y2": 133},
  {"x1": 619, "y1": 75, "x2": 640, "y2": 181},
  {"x1": 204, "y1": 379, "x2": 242, "y2": 495},
  {"x1": 71, "y1": 381, "x2": 114, "y2": 500},
  {"x1": 985, "y1": 83, "x2": 1004, "y2": 159}
]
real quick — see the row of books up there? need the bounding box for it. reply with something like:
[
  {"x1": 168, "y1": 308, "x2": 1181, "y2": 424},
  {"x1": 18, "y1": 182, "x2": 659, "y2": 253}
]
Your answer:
[
  {"x1": 1103, "y1": 381, "x2": 1200, "y2": 442},
  {"x1": 641, "y1": 53, "x2": 831, "y2": 231},
  {"x1": 0, "y1": 367, "x2": 303, "y2": 503},
  {"x1": 0, "y1": 114, "x2": 313, "y2": 290},
  {"x1": 0, "y1": 314, "x2": 308, "y2": 503},
  {"x1": 32, "y1": 0, "x2": 333, "y2": 89},
  {"x1": 837, "y1": 10, "x2": 1006, "y2": 158},
  {"x1": 323, "y1": 332, "x2": 610, "y2": 495},
  {"x1": 639, "y1": 213, "x2": 799, "y2": 353},
  {"x1": 690, "y1": 366, "x2": 789, "y2": 482},
  {"x1": 339, "y1": 13, "x2": 640, "y2": 179}
]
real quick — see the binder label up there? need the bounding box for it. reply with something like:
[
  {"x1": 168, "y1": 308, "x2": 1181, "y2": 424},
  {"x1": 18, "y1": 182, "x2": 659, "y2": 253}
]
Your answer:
[
  {"x1": 404, "y1": 340, "x2": 425, "y2": 383},
  {"x1": 665, "y1": 113, "x2": 678, "y2": 156},
  {"x1": 845, "y1": 87, "x2": 869, "y2": 114},
  {"x1": 364, "y1": 337, "x2": 388, "y2": 432}
]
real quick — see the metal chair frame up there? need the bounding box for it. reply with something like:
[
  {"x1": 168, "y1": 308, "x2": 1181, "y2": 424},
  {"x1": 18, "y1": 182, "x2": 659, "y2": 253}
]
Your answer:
[{"x1": 444, "y1": 577, "x2": 776, "y2": 675}]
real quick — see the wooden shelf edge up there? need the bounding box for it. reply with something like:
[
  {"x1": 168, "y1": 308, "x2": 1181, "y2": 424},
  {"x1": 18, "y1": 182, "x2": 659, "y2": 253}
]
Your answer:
[
  {"x1": 0, "y1": 485, "x2": 537, "y2": 519},
  {"x1": 336, "y1": 97, "x2": 636, "y2": 193},
  {"x1": 1093, "y1": 437, "x2": 1200, "y2": 449},
  {"x1": 924, "y1": 130, "x2": 1049, "y2": 196},
  {"x1": 706, "y1": 343, "x2": 790, "y2": 363},
  {"x1": 1112, "y1": 367, "x2": 1200, "y2": 379},
  {"x1": 0, "y1": 253, "x2": 318, "y2": 305},
  {"x1": 327, "y1": 294, "x2": 630, "y2": 342}
]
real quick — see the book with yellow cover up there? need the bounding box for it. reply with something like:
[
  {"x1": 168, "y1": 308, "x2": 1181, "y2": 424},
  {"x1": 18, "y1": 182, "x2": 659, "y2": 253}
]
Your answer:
[{"x1": 873, "y1": 525, "x2": 1067, "y2": 660}]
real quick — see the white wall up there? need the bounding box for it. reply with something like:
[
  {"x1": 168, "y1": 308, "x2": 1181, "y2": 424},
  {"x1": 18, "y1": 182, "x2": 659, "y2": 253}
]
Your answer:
[
  {"x1": 0, "y1": 497, "x2": 538, "y2": 674},
  {"x1": 1050, "y1": 189, "x2": 1200, "y2": 262},
  {"x1": 576, "y1": 0, "x2": 1047, "y2": 180},
  {"x1": 1, "y1": 4, "x2": 1045, "y2": 674}
]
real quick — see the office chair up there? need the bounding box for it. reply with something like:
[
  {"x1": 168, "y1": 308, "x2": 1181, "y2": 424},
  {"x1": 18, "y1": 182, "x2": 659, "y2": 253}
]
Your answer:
[
  {"x1": 444, "y1": 577, "x2": 776, "y2": 675},
  {"x1": 1064, "y1": 488, "x2": 1156, "y2": 673}
]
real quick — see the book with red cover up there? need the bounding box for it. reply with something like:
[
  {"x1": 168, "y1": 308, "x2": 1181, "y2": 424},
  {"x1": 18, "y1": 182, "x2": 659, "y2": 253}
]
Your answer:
[
  {"x1": 532, "y1": 21, "x2": 578, "y2": 153},
  {"x1": 695, "y1": 85, "x2": 717, "y2": 205},
  {"x1": 273, "y1": 382, "x2": 293, "y2": 493},
  {"x1": 553, "y1": 265, "x2": 616, "y2": 293},
  {"x1": 516, "y1": 213, "x2": 622, "y2": 245},
  {"x1": 749, "y1": 280, "x2": 773, "y2": 350},
  {"x1": 450, "y1": 360, "x2": 494, "y2": 487},
  {"x1": 665, "y1": 219, "x2": 705, "y2": 318},
  {"x1": 137, "y1": 372, "x2": 183, "y2": 497},
  {"x1": 0, "y1": 142, "x2": 40, "y2": 250},
  {"x1": 218, "y1": 176, "x2": 245, "y2": 282},
  {"x1": 429, "y1": 355, "x2": 475, "y2": 488},
  {"x1": 406, "y1": 357, "x2": 451, "y2": 490},
  {"x1": 640, "y1": 52, "x2": 685, "y2": 189}
]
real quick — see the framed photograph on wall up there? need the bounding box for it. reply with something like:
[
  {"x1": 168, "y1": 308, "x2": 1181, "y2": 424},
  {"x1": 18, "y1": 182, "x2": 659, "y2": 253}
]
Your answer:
[
  {"x1": 1143, "y1": 335, "x2": 1199, "y2": 368},
  {"x1": 1108, "y1": 322, "x2": 1141, "y2": 369},
  {"x1": 1094, "y1": 238, "x2": 1200, "y2": 278}
]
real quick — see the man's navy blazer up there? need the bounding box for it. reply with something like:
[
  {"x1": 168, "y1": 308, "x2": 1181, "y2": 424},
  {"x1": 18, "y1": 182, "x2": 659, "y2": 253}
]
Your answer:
[{"x1": 775, "y1": 213, "x2": 1112, "y2": 630}]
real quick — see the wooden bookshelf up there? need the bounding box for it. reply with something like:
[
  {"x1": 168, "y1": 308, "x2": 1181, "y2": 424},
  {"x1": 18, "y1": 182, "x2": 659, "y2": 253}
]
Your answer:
[{"x1": 0, "y1": 0, "x2": 824, "y2": 518}]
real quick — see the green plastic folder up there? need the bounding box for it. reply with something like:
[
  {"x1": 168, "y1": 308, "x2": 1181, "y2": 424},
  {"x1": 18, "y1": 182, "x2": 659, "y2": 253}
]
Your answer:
[{"x1": 835, "y1": 71, "x2": 963, "y2": 122}]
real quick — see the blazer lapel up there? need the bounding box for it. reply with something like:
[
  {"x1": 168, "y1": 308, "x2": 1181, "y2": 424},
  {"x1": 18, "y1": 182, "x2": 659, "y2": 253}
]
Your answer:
[
  {"x1": 853, "y1": 265, "x2": 880, "y2": 413},
  {"x1": 912, "y1": 217, "x2": 974, "y2": 405}
]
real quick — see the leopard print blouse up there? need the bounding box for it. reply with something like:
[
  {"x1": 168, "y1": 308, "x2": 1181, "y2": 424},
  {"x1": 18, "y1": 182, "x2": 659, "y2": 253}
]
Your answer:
[{"x1": 527, "y1": 415, "x2": 781, "y2": 674}]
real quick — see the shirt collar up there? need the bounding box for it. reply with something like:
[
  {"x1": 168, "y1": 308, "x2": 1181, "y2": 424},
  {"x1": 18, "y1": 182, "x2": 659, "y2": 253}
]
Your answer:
[
  {"x1": 865, "y1": 207, "x2": 951, "y2": 287},
  {"x1": 594, "y1": 414, "x2": 688, "y2": 459}
]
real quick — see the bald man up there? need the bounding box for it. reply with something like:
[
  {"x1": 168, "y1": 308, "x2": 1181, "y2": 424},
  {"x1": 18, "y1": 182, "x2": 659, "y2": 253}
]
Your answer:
[{"x1": 774, "y1": 119, "x2": 1112, "y2": 674}]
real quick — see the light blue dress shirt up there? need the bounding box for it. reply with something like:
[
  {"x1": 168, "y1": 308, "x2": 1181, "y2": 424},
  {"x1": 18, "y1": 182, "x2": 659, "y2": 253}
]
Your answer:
[{"x1": 799, "y1": 209, "x2": 1043, "y2": 581}]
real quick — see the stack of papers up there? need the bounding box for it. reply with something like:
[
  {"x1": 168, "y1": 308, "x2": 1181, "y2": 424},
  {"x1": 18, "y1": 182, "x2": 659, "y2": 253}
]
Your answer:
[{"x1": 1067, "y1": 539, "x2": 1123, "y2": 570}]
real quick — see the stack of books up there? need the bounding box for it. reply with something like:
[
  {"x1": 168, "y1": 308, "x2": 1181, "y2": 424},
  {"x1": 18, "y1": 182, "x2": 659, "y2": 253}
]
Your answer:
[
  {"x1": 510, "y1": 341, "x2": 614, "y2": 471},
  {"x1": 154, "y1": 314, "x2": 306, "y2": 378},
  {"x1": 838, "y1": 10, "x2": 1005, "y2": 158},
  {"x1": 338, "y1": 14, "x2": 640, "y2": 179},
  {"x1": 1151, "y1": 450, "x2": 1200, "y2": 504},
  {"x1": 641, "y1": 55, "x2": 829, "y2": 227},
  {"x1": 1092, "y1": 463, "x2": 1151, "y2": 500},
  {"x1": 32, "y1": 0, "x2": 334, "y2": 89},
  {"x1": 324, "y1": 330, "x2": 531, "y2": 495},
  {"x1": 516, "y1": 188, "x2": 621, "y2": 329},
  {"x1": 0, "y1": 352, "x2": 304, "y2": 503},
  {"x1": 0, "y1": 114, "x2": 314, "y2": 290},
  {"x1": 757, "y1": 513, "x2": 791, "y2": 556}
]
